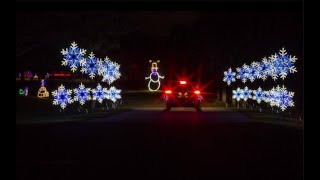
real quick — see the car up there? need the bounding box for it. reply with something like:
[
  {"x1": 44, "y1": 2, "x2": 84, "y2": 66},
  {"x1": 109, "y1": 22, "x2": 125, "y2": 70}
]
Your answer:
[{"x1": 162, "y1": 80, "x2": 203, "y2": 111}]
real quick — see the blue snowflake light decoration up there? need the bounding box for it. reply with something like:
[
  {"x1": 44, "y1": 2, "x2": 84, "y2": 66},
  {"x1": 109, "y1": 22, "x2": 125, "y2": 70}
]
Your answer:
[
  {"x1": 236, "y1": 64, "x2": 250, "y2": 83},
  {"x1": 242, "y1": 86, "x2": 252, "y2": 101},
  {"x1": 106, "y1": 86, "x2": 121, "y2": 103},
  {"x1": 252, "y1": 87, "x2": 265, "y2": 104},
  {"x1": 232, "y1": 87, "x2": 243, "y2": 101},
  {"x1": 61, "y1": 42, "x2": 87, "y2": 73},
  {"x1": 80, "y1": 52, "x2": 99, "y2": 79},
  {"x1": 73, "y1": 83, "x2": 91, "y2": 105},
  {"x1": 248, "y1": 62, "x2": 259, "y2": 82},
  {"x1": 52, "y1": 84, "x2": 73, "y2": 109},
  {"x1": 223, "y1": 68, "x2": 236, "y2": 85},
  {"x1": 277, "y1": 85, "x2": 295, "y2": 111},
  {"x1": 99, "y1": 56, "x2": 121, "y2": 85},
  {"x1": 91, "y1": 84, "x2": 108, "y2": 103},
  {"x1": 270, "y1": 48, "x2": 298, "y2": 81}
]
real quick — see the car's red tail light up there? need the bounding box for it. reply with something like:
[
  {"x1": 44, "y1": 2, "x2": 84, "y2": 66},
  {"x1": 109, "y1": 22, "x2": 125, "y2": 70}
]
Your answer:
[
  {"x1": 194, "y1": 90, "x2": 201, "y2": 95},
  {"x1": 165, "y1": 90, "x2": 172, "y2": 94},
  {"x1": 179, "y1": 81, "x2": 187, "y2": 85}
]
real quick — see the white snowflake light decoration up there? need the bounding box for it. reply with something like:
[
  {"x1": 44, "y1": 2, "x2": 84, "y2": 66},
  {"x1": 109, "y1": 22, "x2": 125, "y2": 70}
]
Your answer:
[
  {"x1": 223, "y1": 68, "x2": 236, "y2": 85},
  {"x1": 242, "y1": 86, "x2": 252, "y2": 101},
  {"x1": 73, "y1": 83, "x2": 91, "y2": 105},
  {"x1": 232, "y1": 87, "x2": 243, "y2": 101},
  {"x1": 106, "y1": 86, "x2": 121, "y2": 103},
  {"x1": 80, "y1": 52, "x2": 99, "y2": 79},
  {"x1": 271, "y1": 48, "x2": 298, "y2": 80},
  {"x1": 252, "y1": 87, "x2": 265, "y2": 104},
  {"x1": 52, "y1": 84, "x2": 73, "y2": 109},
  {"x1": 61, "y1": 42, "x2": 87, "y2": 73},
  {"x1": 99, "y1": 56, "x2": 121, "y2": 85},
  {"x1": 236, "y1": 63, "x2": 250, "y2": 83},
  {"x1": 91, "y1": 84, "x2": 108, "y2": 103}
]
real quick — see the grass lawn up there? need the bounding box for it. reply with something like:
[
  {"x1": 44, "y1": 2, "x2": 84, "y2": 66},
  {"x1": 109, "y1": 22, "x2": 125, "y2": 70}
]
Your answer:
[{"x1": 231, "y1": 107, "x2": 303, "y2": 129}]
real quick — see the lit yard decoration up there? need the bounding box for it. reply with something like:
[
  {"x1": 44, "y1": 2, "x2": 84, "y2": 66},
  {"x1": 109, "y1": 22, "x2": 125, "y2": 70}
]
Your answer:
[
  {"x1": 232, "y1": 87, "x2": 243, "y2": 101},
  {"x1": 45, "y1": 72, "x2": 50, "y2": 79},
  {"x1": 266, "y1": 85, "x2": 294, "y2": 111},
  {"x1": 73, "y1": 83, "x2": 91, "y2": 105},
  {"x1": 236, "y1": 63, "x2": 250, "y2": 83},
  {"x1": 91, "y1": 84, "x2": 108, "y2": 103},
  {"x1": 33, "y1": 73, "x2": 39, "y2": 81},
  {"x1": 52, "y1": 84, "x2": 73, "y2": 109},
  {"x1": 252, "y1": 87, "x2": 265, "y2": 104},
  {"x1": 232, "y1": 86, "x2": 295, "y2": 111},
  {"x1": 37, "y1": 79, "x2": 49, "y2": 98},
  {"x1": 223, "y1": 47, "x2": 298, "y2": 84},
  {"x1": 24, "y1": 87, "x2": 28, "y2": 96},
  {"x1": 24, "y1": 71, "x2": 33, "y2": 80},
  {"x1": 98, "y1": 56, "x2": 121, "y2": 85},
  {"x1": 242, "y1": 86, "x2": 252, "y2": 101},
  {"x1": 269, "y1": 48, "x2": 297, "y2": 81},
  {"x1": 106, "y1": 86, "x2": 121, "y2": 103},
  {"x1": 145, "y1": 60, "x2": 164, "y2": 91},
  {"x1": 61, "y1": 42, "x2": 87, "y2": 73},
  {"x1": 248, "y1": 62, "x2": 259, "y2": 82},
  {"x1": 80, "y1": 52, "x2": 99, "y2": 79},
  {"x1": 18, "y1": 88, "x2": 25, "y2": 96},
  {"x1": 223, "y1": 68, "x2": 236, "y2": 85}
]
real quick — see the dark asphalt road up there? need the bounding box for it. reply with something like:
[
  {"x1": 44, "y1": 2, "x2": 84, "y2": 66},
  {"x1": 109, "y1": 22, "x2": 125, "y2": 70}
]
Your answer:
[{"x1": 16, "y1": 108, "x2": 303, "y2": 180}]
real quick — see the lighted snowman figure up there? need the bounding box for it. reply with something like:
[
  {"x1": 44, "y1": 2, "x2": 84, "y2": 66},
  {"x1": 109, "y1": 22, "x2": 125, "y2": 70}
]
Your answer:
[{"x1": 145, "y1": 60, "x2": 164, "y2": 91}]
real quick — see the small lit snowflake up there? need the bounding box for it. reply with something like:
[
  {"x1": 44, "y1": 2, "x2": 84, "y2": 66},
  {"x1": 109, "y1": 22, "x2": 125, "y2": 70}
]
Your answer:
[
  {"x1": 91, "y1": 84, "x2": 108, "y2": 103},
  {"x1": 232, "y1": 87, "x2": 243, "y2": 101},
  {"x1": 106, "y1": 86, "x2": 121, "y2": 103},
  {"x1": 52, "y1": 84, "x2": 73, "y2": 109},
  {"x1": 252, "y1": 87, "x2": 265, "y2": 104},
  {"x1": 73, "y1": 83, "x2": 91, "y2": 105},
  {"x1": 223, "y1": 68, "x2": 236, "y2": 85},
  {"x1": 242, "y1": 86, "x2": 252, "y2": 101}
]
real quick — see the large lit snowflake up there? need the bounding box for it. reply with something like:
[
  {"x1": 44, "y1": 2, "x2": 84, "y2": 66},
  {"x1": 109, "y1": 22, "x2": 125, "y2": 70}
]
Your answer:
[
  {"x1": 52, "y1": 84, "x2": 73, "y2": 109},
  {"x1": 223, "y1": 68, "x2": 236, "y2": 85},
  {"x1": 99, "y1": 56, "x2": 121, "y2": 85},
  {"x1": 80, "y1": 52, "x2": 99, "y2": 79},
  {"x1": 236, "y1": 64, "x2": 250, "y2": 83},
  {"x1": 232, "y1": 87, "x2": 243, "y2": 101},
  {"x1": 270, "y1": 48, "x2": 298, "y2": 80},
  {"x1": 73, "y1": 83, "x2": 91, "y2": 105},
  {"x1": 273, "y1": 85, "x2": 295, "y2": 111},
  {"x1": 242, "y1": 86, "x2": 252, "y2": 101},
  {"x1": 91, "y1": 84, "x2": 108, "y2": 103},
  {"x1": 61, "y1": 42, "x2": 87, "y2": 73},
  {"x1": 252, "y1": 87, "x2": 265, "y2": 104},
  {"x1": 106, "y1": 86, "x2": 121, "y2": 103}
]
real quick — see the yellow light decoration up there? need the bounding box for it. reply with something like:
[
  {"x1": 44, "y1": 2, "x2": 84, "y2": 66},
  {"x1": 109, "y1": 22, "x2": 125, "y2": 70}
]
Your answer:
[{"x1": 38, "y1": 87, "x2": 49, "y2": 98}]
